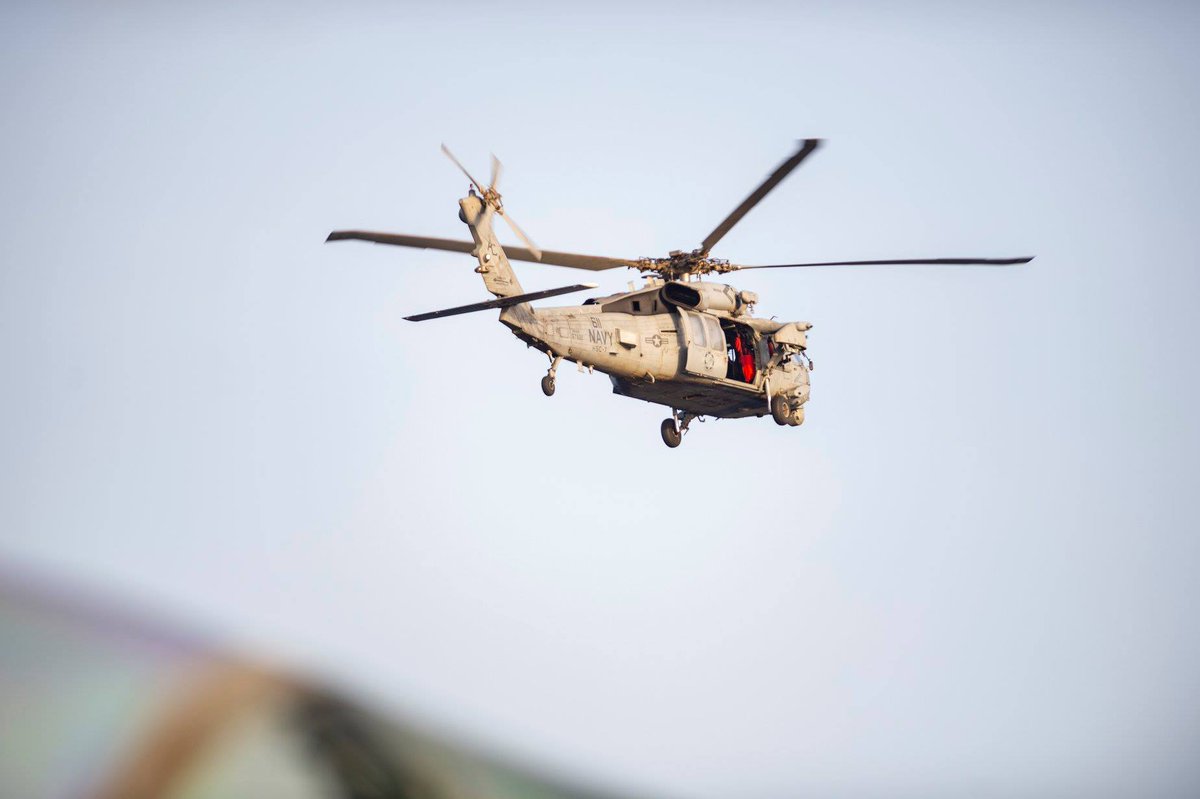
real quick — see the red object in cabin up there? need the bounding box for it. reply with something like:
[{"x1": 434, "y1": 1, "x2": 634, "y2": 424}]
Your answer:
[{"x1": 735, "y1": 335, "x2": 755, "y2": 382}]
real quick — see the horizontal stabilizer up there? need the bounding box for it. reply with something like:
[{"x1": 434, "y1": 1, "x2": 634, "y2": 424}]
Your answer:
[{"x1": 404, "y1": 283, "x2": 599, "y2": 322}]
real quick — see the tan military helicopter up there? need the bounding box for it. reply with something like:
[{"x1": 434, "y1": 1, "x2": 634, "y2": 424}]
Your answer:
[{"x1": 328, "y1": 140, "x2": 1031, "y2": 447}]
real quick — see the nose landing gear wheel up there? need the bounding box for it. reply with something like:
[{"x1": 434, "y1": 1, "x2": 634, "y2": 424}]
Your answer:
[
  {"x1": 771, "y1": 395, "x2": 792, "y2": 426},
  {"x1": 540, "y1": 375, "x2": 556, "y2": 397},
  {"x1": 660, "y1": 418, "x2": 682, "y2": 448}
]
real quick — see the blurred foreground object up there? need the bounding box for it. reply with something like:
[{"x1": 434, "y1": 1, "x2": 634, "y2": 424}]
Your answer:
[{"x1": 0, "y1": 567, "x2": 617, "y2": 799}]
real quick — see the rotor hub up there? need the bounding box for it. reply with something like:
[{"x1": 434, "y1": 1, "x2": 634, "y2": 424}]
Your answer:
[{"x1": 636, "y1": 249, "x2": 736, "y2": 281}]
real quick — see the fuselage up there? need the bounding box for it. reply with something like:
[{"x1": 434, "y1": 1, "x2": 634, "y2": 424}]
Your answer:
[{"x1": 501, "y1": 282, "x2": 811, "y2": 419}]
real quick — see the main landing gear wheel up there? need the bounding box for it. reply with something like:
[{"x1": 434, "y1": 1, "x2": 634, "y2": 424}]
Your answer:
[
  {"x1": 771, "y1": 395, "x2": 792, "y2": 426},
  {"x1": 660, "y1": 418, "x2": 682, "y2": 448},
  {"x1": 541, "y1": 354, "x2": 562, "y2": 397}
]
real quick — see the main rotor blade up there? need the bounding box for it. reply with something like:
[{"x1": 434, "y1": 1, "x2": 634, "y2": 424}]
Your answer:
[
  {"x1": 498, "y1": 211, "x2": 542, "y2": 261},
  {"x1": 700, "y1": 138, "x2": 822, "y2": 256},
  {"x1": 736, "y1": 256, "x2": 1035, "y2": 269},
  {"x1": 441, "y1": 143, "x2": 484, "y2": 192},
  {"x1": 326, "y1": 230, "x2": 635, "y2": 271}
]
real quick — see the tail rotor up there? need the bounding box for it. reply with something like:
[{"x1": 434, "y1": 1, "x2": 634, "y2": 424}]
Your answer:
[{"x1": 441, "y1": 144, "x2": 542, "y2": 260}]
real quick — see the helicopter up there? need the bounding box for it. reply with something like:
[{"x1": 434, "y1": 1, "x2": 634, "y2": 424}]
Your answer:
[{"x1": 327, "y1": 140, "x2": 1032, "y2": 447}]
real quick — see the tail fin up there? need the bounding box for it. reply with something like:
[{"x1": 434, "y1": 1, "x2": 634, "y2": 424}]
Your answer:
[{"x1": 459, "y1": 191, "x2": 525, "y2": 298}]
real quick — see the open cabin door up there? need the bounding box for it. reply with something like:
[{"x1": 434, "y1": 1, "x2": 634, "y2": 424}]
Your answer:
[{"x1": 678, "y1": 309, "x2": 727, "y2": 379}]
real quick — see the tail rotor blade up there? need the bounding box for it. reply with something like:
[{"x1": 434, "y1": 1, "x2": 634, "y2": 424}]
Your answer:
[
  {"x1": 441, "y1": 143, "x2": 485, "y2": 192},
  {"x1": 498, "y1": 211, "x2": 542, "y2": 261},
  {"x1": 490, "y1": 153, "x2": 502, "y2": 191}
]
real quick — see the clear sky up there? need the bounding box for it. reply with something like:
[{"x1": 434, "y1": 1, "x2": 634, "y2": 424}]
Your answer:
[{"x1": 2, "y1": 2, "x2": 1199, "y2": 796}]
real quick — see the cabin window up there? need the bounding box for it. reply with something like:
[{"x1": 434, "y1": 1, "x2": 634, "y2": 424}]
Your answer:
[
  {"x1": 703, "y1": 316, "x2": 724, "y2": 349},
  {"x1": 632, "y1": 300, "x2": 641, "y2": 312},
  {"x1": 688, "y1": 313, "x2": 707, "y2": 347}
]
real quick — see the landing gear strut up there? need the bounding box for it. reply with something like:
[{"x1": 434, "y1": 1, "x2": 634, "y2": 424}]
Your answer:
[
  {"x1": 660, "y1": 411, "x2": 696, "y2": 448},
  {"x1": 541, "y1": 355, "x2": 562, "y2": 397}
]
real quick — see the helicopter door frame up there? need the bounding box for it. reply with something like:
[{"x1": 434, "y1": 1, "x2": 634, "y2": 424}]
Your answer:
[{"x1": 678, "y1": 309, "x2": 726, "y2": 380}]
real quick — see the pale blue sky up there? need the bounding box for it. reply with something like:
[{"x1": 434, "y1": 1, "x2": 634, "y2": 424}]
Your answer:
[{"x1": 2, "y1": 3, "x2": 1199, "y2": 796}]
